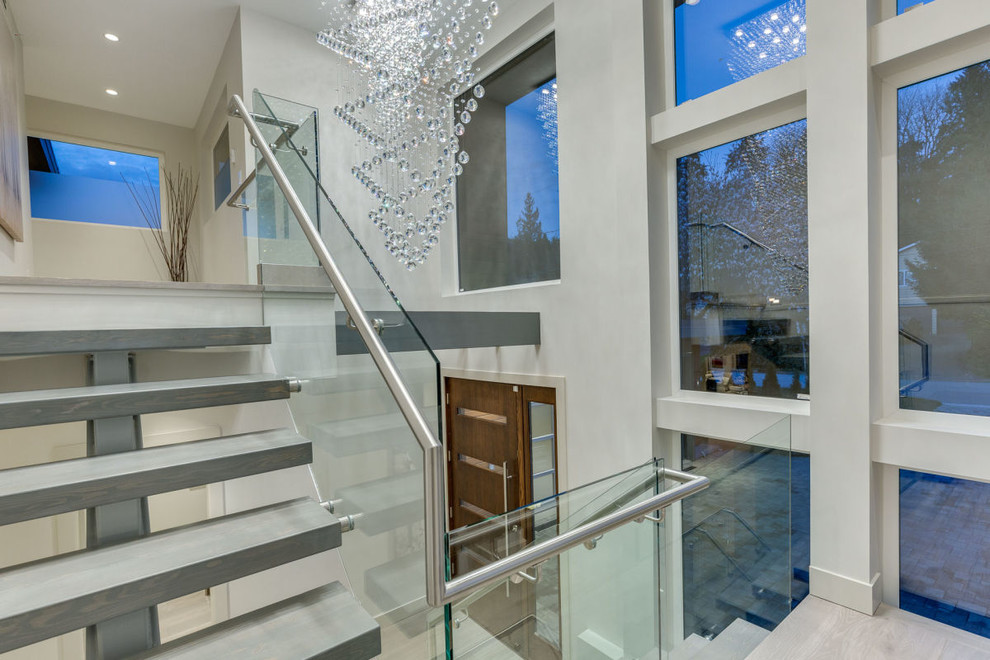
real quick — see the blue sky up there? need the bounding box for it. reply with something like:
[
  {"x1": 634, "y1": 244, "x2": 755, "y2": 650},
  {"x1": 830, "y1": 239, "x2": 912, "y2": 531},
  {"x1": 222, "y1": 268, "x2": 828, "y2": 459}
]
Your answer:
[
  {"x1": 49, "y1": 140, "x2": 159, "y2": 188},
  {"x1": 29, "y1": 139, "x2": 159, "y2": 227},
  {"x1": 675, "y1": 0, "x2": 806, "y2": 105},
  {"x1": 504, "y1": 80, "x2": 560, "y2": 239},
  {"x1": 898, "y1": 0, "x2": 937, "y2": 14}
]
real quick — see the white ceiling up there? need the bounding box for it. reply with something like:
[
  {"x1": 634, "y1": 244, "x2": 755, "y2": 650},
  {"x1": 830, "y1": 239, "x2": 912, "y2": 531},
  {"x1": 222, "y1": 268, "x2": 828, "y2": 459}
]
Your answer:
[{"x1": 7, "y1": 0, "x2": 331, "y2": 128}]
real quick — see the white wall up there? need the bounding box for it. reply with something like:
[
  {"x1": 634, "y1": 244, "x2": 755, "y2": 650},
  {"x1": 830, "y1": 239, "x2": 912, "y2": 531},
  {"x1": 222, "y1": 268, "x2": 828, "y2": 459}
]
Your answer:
[
  {"x1": 25, "y1": 96, "x2": 198, "y2": 282},
  {"x1": 0, "y1": 4, "x2": 33, "y2": 277},
  {"x1": 195, "y1": 12, "x2": 249, "y2": 285}
]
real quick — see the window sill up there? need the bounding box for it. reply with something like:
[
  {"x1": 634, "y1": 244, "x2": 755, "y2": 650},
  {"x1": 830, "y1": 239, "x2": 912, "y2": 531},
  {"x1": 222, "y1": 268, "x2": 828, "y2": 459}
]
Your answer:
[
  {"x1": 450, "y1": 278, "x2": 561, "y2": 298},
  {"x1": 874, "y1": 408, "x2": 990, "y2": 482},
  {"x1": 656, "y1": 390, "x2": 809, "y2": 452},
  {"x1": 650, "y1": 58, "x2": 807, "y2": 153}
]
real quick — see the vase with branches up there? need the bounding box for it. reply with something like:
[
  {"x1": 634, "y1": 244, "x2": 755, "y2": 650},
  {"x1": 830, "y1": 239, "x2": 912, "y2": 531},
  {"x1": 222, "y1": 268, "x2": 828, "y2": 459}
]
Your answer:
[{"x1": 125, "y1": 164, "x2": 198, "y2": 282}]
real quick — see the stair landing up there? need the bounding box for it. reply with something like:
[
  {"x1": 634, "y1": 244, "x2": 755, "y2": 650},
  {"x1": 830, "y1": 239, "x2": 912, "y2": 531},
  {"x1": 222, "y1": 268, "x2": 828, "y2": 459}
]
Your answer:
[{"x1": 746, "y1": 596, "x2": 990, "y2": 659}]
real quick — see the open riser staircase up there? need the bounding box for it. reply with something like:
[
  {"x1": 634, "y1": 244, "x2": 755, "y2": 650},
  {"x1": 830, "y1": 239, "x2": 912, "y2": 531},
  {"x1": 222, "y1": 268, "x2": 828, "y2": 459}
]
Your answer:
[{"x1": 0, "y1": 326, "x2": 381, "y2": 659}]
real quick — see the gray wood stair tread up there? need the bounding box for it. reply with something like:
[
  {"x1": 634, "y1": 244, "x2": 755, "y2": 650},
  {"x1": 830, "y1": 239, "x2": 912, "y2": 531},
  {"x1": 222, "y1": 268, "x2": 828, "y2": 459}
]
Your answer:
[
  {"x1": 0, "y1": 326, "x2": 272, "y2": 356},
  {"x1": 308, "y1": 412, "x2": 412, "y2": 456},
  {"x1": 365, "y1": 551, "x2": 425, "y2": 616},
  {"x1": 133, "y1": 582, "x2": 379, "y2": 660},
  {"x1": 338, "y1": 471, "x2": 422, "y2": 536},
  {"x1": 0, "y1": 374, "x2": 292, "y2": 430},
  {"x1": 0, "y1": 498, "x2": 340, "y2": 654},
  {"x1": 312, "y1": 411, "x2": 408, "y2": 439},
  {"x1": 0, "y1": 429, "x2": 311, "y2": 526}
]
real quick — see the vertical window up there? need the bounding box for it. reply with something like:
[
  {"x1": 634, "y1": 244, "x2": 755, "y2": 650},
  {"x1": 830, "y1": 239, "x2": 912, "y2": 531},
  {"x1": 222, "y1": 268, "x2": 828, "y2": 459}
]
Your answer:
[
  {"x1": 674, "y1": 0, "x2": 807, "y2": 105},
  {"x1": 213, "y1": 126, "x2": 231, "y2": 211},
  {"x1": 677, "y1": 120, "x2": 809, "y2": 400},
  {"x1": 456, "y1": 34, "x2": 560, "y2": 292},
  {"x1": 900, "y1": 470, "x2": 990, "y2": 638},
  {"x1": 898, "y1": 62, "x2": 990, "y2": 417},
  {"x1": 27, "y1": 137, "x2": 160, "y2": 227}
]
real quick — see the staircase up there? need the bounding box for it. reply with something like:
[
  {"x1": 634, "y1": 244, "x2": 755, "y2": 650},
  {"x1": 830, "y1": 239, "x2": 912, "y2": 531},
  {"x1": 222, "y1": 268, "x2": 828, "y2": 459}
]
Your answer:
[{"x1": 0, "y1": 326, "x2": 381, "y2": 659}]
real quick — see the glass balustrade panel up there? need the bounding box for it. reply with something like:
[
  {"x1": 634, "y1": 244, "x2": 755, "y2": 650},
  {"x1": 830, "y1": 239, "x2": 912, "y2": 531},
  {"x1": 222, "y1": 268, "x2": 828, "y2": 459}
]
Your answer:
[
  {"x1": 661, "y1": 416, "x2": 804, "y2": 659},
  {"x1": 443, "y1": 459, "x2": 666, "y2": 659},
  {"x1": 245, "y1": 91, "x2": 444, "y2": 656}
]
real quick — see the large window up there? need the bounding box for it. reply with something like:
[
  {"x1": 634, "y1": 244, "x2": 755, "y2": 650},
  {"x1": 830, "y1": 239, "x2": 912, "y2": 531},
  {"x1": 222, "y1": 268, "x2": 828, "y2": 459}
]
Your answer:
[
  {"x1": 900, "y1": 470, "x2": 990, "y2": 638},
  {"x1": 674, "y1": 0, "x2": 807, "y2": 105},
  {"x1": 27, "y1": 137, "x2": 160, "y2": 227},
  {"x1": 677, "y1": 120, "x2": 809, "y2": 400},
  {"x1": 897, "y1": 62, "x2": 990, "y2": 418},
  {"x1": 456, "y1": 34, "x2": 560, "y2": 292}
]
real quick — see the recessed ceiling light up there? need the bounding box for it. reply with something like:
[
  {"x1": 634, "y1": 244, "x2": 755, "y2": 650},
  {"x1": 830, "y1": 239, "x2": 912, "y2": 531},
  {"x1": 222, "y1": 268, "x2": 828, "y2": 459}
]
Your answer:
[
  {"x1": 104, "y1": 33, "x2": 119, "y2": 42},
  {"x1": 105, "y1": 88, "x2": 118, "y2": 96}
]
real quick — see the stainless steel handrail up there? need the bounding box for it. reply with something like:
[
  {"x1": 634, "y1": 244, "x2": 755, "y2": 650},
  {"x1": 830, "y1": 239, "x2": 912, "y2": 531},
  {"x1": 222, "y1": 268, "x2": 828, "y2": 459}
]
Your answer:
[
  {"x1": 443, "y1": 468, "x2": 708, "y2": 603},
  {"x1": 228, "y1": 94, "x2": 709, "y2": 607}
]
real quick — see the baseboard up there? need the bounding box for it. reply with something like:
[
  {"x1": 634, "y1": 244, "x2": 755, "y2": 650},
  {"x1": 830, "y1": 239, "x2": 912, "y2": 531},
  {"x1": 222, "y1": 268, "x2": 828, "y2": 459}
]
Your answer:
[{"x1": 809, "y1": 565, "x2": 882, "y2": 615}]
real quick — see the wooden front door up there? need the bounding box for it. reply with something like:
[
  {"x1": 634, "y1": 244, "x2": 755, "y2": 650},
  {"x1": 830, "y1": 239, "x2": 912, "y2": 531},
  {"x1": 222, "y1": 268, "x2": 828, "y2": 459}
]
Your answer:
[
  {"x1": 445, "y1": 377, "x2": 561, "y2": 660},
  {"x1": 445, "y1": 378, "x2": 524, "y2": 532}
]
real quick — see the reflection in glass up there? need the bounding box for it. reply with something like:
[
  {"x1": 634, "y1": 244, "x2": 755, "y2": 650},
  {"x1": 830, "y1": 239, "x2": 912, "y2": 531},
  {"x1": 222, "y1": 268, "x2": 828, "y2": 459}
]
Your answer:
[
  {"x1": 680, "y1": 432, "x2": 808, "y2": 641},
  {"x1": 677, "y1": 120, "x2": 809, "y2": 400},
  {"x1": 457, "y1": 34, "x2": 560, "y2": 292},
  {"x1": 898, "y1": 62, "x2": 990, "y2": 417},
  {"x1": 675, "y1": 0, "x2": 807, "y2": 105},
  {"x1": 900, "y1": 470, "x2": 990, "y2": 638}
]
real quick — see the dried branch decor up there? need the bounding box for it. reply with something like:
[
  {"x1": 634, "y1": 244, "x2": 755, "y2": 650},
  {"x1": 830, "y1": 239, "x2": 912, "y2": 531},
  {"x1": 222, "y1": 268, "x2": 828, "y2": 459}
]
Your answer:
[{"x1": 125, "y1": 165, "x2": 198, "y2": 282}]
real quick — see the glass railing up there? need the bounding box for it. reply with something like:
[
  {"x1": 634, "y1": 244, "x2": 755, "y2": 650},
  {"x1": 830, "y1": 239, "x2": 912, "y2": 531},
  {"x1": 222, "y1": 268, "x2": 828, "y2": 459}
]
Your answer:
[
  {"x1": 661, "y1": 416, "x2": 802, "y2": 659},
  {"x1": 243, "y1": 91, "x2": 444, "y2": 655},
  {"x1": 242, "y1": 92, "x2": 320, "y2": 270},
  {"x1": 234, "y1": 90, "x2": 769, "y2": 660},
  {"x1": 439, "y1": 459, "x2": 666, "y2": 659}
]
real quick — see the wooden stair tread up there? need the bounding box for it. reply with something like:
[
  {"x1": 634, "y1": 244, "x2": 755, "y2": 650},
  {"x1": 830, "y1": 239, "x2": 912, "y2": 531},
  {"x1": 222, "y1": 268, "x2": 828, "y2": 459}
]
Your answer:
[
  {"x1": 0, "y1": 429, "x2": 311, "y2": 526},
  {"x1": 307, "y1": 412, "x2": 412, "y2": 457},
  {"x1": 337, "y1": 471, "x2": 422, "y2": 536},
  {"x1": 0, "y1": 498, "x2": 340, "y2": 654},
  {"x1": 134, "y1": 583, "x2": 379, "y2": 659},
  {"x1": 0, "y1": 374, "x2": 292, "y2": 429},
  {"x1": 0, "y1": 326, "x2": 272, "y2": 356}
]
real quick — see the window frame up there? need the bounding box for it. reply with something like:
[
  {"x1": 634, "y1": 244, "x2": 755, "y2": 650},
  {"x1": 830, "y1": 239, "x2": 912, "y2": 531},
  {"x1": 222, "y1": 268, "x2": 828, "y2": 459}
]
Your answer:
[
  {"x1": 874, "y1": 0, "x2": 990, "y2": 612},
  {"x1": 671, "y1": 116, "x2": 812, "y2": 404},
  {"x1": 652, "y1": 0, "x2": 990, "y2": 637},
  {"x1": 671, "y1": 0, "x2": 809, "y2": 106},
  {"x1": 660, "y1": 102, "x2": 811, "y2": 447},
  {"x1": 443, "y1": 22, "x2": 560, "y2": 297},
  {"x1": 26, "y1": 130, "x2": 166, "y2": 230}
]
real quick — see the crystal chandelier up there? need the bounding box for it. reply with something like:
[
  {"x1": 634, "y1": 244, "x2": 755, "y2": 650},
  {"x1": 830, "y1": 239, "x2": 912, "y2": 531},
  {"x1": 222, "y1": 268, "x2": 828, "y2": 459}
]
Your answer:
[
  {"x1": 537, "y1": 80, "x2": 558, "y2": 176},
  {"x1": 728, "y1": 0, "x2": 806, "y2": 81},
  {"x1": 318, "y1": 0, "x2": 500, "y2": 270}
]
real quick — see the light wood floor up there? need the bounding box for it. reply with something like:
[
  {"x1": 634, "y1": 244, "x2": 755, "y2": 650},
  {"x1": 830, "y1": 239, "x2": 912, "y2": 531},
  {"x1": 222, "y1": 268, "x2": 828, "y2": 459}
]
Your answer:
[{"x1": 747, "y1": 596, "x2": 990, "y2": 659}]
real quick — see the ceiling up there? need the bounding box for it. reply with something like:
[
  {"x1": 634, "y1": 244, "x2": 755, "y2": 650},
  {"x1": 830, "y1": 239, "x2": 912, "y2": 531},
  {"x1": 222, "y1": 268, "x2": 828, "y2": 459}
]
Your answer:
[{"x1": 7, "y1": 0, "x2": 331, "y2": 128}]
